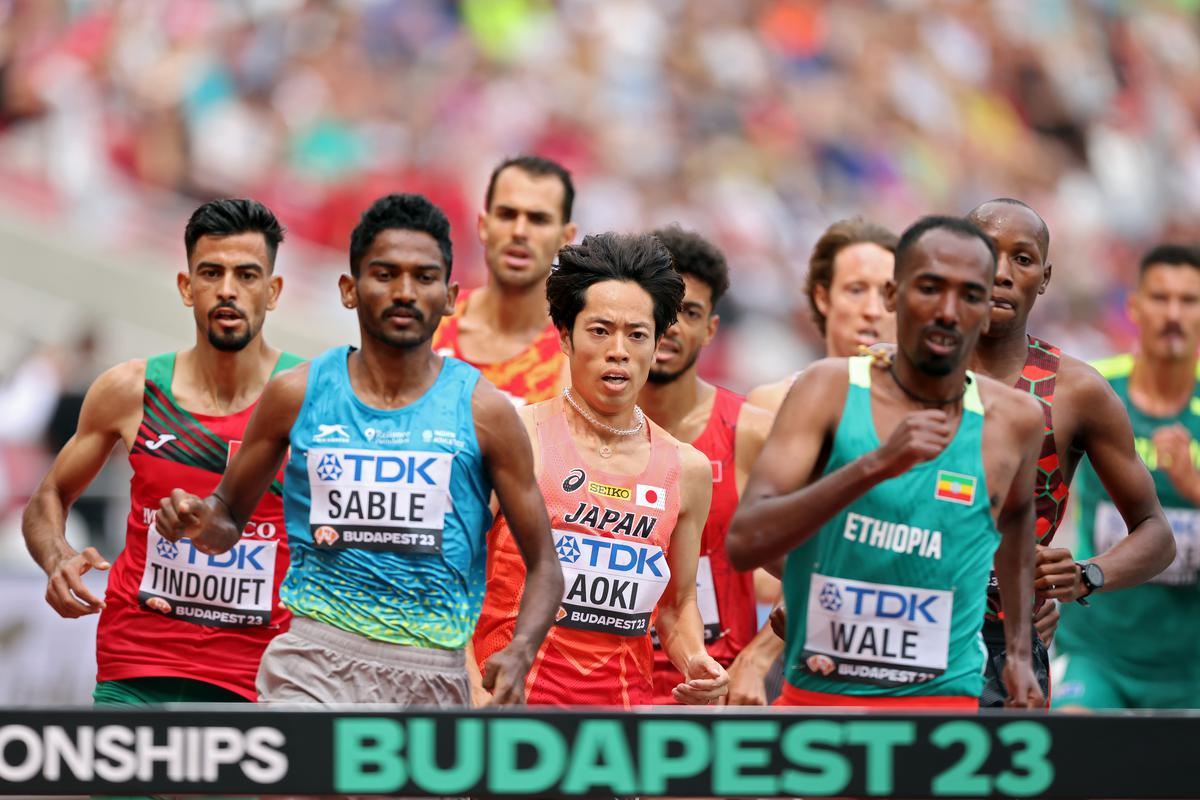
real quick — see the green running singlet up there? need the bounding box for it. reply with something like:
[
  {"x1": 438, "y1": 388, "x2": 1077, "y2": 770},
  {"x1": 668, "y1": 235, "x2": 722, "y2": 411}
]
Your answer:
[
  {"x1": 783, "y1": 357, "x2": 998, "y2": 698},
  {"x1": 1055, "y1": 354, "x2": 1200, "y2": 709}
]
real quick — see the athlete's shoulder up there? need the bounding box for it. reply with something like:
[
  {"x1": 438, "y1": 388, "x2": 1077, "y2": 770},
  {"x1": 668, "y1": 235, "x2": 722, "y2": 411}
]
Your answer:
[
  {"x1": 735, "y1": 400, "x2": 774, "y2": 442},
  {"x1": 745, "y1": 374, "x2": 795, "y2": 413},
  {"x1": 89, "y1": 358, "x2": 147, "y2": 406},
  {"x1": 976, "y1": 372, "x2": 1043, "y2": 437},
  {"x1": 674, "y1": 436, "x2": 715, "y2": 487}
]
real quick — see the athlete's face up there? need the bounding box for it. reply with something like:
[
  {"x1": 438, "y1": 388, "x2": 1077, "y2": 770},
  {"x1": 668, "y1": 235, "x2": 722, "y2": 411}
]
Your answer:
[
  {"x1": 1130, "y1": 265, "x2": 1200, "y2": 362},
  {"x1": 179, "y1": 232, "x2": 281, "y2": 353},
  {"x1": 562, "y1": 280, "x2": 658, "y2": 413},
  {"x1": 341, "y1": 229, "x2": 458, "y2": 351},
  {"x1": 969, "y1": 203, "x2": 1051, "y2": 339},
  {"x1": 817, "y1": 243, "x2": 895, "y2": 358},
  {"x1": 649, "y1": 274, "x2": 717, "y2": 384},
  {"x1": 479, "y1": 168, "x2": 577, "y2": 291},
  {"x1": 887, "y1": 229, "x2": 994, "y2": 377}
]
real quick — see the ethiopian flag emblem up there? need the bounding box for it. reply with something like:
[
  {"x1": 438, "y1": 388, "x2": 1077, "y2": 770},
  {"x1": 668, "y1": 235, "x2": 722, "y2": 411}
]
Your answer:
[{"x1": 935, "y1": 470, "x2": 976, "y2": 505}]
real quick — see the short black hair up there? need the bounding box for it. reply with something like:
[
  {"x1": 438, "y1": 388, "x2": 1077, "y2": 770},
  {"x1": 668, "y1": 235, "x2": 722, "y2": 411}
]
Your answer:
[
  {"x1": 349, "y1": 193, "x2": 453, "y2": 277},
  {"x1": 651, "y1": 225, "x2": 730, "y2": 309},
  {"x1": 184, "y1": 198, "x2": 285, "y2": 266},
  {"x1": 548, "y1": 233, "x2": 684, "y2": 339},
  {"x1": 485, "y1": 155, "x2": 575, "y2": 223},
  {"x1": 967, "y1": 197, "x2": 1051, "y2": 258},
  {"x1": 1139, "y1": 244, "x2": 1200, "y2": 277},
  {"x1": 894, "y1": 215, "x2": 998, "y2": 279}
]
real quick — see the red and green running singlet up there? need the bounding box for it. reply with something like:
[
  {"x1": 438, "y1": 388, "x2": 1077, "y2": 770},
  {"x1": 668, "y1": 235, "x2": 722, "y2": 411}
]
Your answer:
[{"x1": 95, "y1": 351, "x2": 301, "y2": 700}]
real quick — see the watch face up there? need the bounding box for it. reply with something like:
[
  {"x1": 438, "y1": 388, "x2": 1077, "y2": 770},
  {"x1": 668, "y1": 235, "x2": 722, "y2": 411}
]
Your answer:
[{"x1": 1084, "y1": 563, "x2": 1104, "y2": 588}]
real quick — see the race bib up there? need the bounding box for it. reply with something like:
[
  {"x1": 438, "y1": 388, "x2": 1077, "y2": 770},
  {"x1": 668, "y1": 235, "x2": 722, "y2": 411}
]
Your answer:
[
  {"x1": 1095, "y1": 501, "x2": 1200, "y2": 585},
  {"x1": 138, "y1": 527, "x2": 276, "y2": 628},
  {"x1": 553, "y1": 529, "x2": 671, "y2": 638},
  {"x1": 802, "y1": 573, "x2": 952, "y2": 687},
  {"x1": 308, "y1": 448, "x2": 452, "y2": 554}
]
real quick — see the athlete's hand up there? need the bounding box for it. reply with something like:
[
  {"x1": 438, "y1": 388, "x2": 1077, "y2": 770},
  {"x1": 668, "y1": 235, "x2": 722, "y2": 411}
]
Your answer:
[
  {"x1": 1001, "y1": 656, "x2": 1045, "y2": 709},
  {"x1": 673, "y1": 654, "x2": 730, "y2": 705},
  {"x1": 480, "y1": 641, "x2": 534, "y2": 705},
  {"x1": 1034, "y1": 599, "x2": 1059, "y2": 647},
  {"x1": 723, "y1": 654, "x2": 769, "y2": 706},
  {"x1": 44, "y1": 547, "x2": 110, "y2": 618},
  {"x1": 1154, "y1": 425, "x2": 1200, "y2": 502},
  {"x1": 1035, "y1": 544, "x2": 1083, "y2": 602},
  {"x1": 157, "y1": 490, "x2": 240, "y2": 554},
  {"x1": 872, "y1": 410, "x2": 954, "y2": 479}
]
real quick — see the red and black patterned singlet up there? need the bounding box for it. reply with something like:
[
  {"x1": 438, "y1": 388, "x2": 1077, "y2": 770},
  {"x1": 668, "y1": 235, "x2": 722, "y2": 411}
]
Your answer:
[{"x1": 986, "y1": 335, "x2": 1069, "y2": 619}]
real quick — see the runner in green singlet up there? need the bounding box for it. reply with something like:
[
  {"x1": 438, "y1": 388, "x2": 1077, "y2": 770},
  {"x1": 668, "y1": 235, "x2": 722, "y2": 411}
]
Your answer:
[
  {"x1": 729, "y1": 216, "x2": 1046, "y2": 709},
  {"x1": 1055, "y1": 244, "x2": 1200, "y2": 710}
]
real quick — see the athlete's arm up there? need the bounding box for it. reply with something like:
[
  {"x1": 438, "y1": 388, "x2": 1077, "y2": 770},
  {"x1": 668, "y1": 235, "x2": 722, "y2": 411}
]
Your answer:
[
  {"x1": 727, "y1": 359, "x2": 954, "y2": 571},
  {"x1": 156, "y1": 365, "x2": 307, "y2": 554},
  {"x1": 744, "y1": 376, "x2": 792, "y2": 415},
  {"x1": 1040, "y1": 361, "x2": 1174, "y2": 599},
  {"x1": 22, "y1": 361, "x2": 143, "y2": 617},
  {"x1": 724, "y1": 401, "x2": 784, "y2": 705},
  {"x1": 472, "y1": 381, "x2": 561, "y2": 706},
  {"x1": 992, "y1": 391, "x2": 1046, "y2": 709},
  {"x1": 657, "y1": 443, "x2": 728, "y2": 704}
]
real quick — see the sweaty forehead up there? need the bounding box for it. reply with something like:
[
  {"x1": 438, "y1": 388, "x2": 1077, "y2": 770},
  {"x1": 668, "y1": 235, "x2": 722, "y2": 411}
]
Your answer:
[
  {"x1": 970, "y1": 203, "x2": 1048, "y2": 256},
  {"x1": 581, "y1": 280, "x2": 655, "y2": 325},
  {"x1": 491, "y1": 168, "x2": 565, "y2": 214},
  {"x1": 190, "y1": 232, "x2": 271, "y2": 267}
]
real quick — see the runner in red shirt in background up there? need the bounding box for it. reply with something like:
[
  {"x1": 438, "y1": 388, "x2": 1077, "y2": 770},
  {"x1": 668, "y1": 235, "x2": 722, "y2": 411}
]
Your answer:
[
  {"x1": 638, "y1": 226, "x2": 777, "y2": 704},
  {"x1": 472, "y1": 232, "x2": 729, "y2": 707},
  {"x1": 433, "y1": 155, "x2": 577, "y2": 405},
  {"x1": 23, "y1": 199, "x2": 299, "y2": 704}
]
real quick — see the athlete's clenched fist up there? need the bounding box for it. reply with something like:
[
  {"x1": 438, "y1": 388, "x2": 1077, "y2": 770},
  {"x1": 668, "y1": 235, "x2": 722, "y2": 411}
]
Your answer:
[
  {"x1": 872, "y1": 410, "x2": 955, "y2": 478},
  {"x1": 157, "y1": 489, "x2": 241, "y2": 555}
]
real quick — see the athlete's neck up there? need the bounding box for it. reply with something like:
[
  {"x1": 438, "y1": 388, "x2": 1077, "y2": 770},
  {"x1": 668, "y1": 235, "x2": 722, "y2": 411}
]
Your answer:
[
  {"x1": 890, "y1": 356, "x2": 970, "y2": 408},
  {"x1": 1129, "y1": 352, "x2": 1198, "y2": 417},
  {"x1": 639, "y1": 368, "x2": 712, "y2": 442},
  {"x1": 474, "y1": 280, "x2": 551, "y2": 337},
  {"x1": 350, "y1": 340, "x2": 441, "y2": 408},
  {"x1": 181, "y1": 337, "x2": 279, "y2": 414},
  {"x1": 971, "y1": 327, "x2": 1030, "y2": 386}
]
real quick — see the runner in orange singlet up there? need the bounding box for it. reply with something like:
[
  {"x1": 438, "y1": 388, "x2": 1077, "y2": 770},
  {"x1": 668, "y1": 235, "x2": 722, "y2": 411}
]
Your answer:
[
  {"x1": 433, "y1": 155, "x2": 576, "y2": 405},
  {"x1": 472, "y1": 232, "x2": 729, "y2": 707},
  {"x1": 637, "y1": 226, "x2": 779, "y2": 705}
]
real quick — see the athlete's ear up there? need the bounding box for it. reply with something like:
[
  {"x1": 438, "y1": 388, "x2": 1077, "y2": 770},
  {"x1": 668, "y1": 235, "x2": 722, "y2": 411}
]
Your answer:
[
  {"x1": 266, "y1": 274, "x2": 283, "y2": 311},
  {"x1": 177, "y1": 271, "x2": 194, "y2": 308},
  {"x1": 813, "y1": 283, "x2": 831, "y2": 318},
  {"x1": 558, "y1": 324, "x2": 574, "y2": 357},
  {"x1": 704, "y1": 312, "x2": 720, "y2": 345},
  {"x1": 883, "y1": 280, "x2": 897, "y2": 313},
  {"x1": 1040, "y1": 262, "x2": 1053, "y2": 295},
  {"x1": 561, "y1": 221, "x2": 578, "y2": 248},
  {"x1": 338, "y1": 273, "x2": 357, "y2": 309},
  {"x1": 444, "y1": 280, "x2": 459, "y2": 316},
  {"x1": 476, "y1": 209, "x2": 489, "y2": 247}
]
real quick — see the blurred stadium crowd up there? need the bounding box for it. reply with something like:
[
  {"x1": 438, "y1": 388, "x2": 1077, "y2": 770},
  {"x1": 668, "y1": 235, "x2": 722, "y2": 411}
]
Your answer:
[{"x1": 1, "y1": 0, "x2": 1200, "y2": 543}]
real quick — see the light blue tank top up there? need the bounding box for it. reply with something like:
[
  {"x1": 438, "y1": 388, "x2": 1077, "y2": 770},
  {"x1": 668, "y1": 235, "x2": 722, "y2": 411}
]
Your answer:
[{"x1": 281, "y1": 346, "x2": 492, "y2": 649}]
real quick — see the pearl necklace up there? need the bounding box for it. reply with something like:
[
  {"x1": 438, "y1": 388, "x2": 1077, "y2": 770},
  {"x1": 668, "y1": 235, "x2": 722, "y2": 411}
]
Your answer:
[{"x1": 562, "y1": 387, "x2": 645, "y2": 458}]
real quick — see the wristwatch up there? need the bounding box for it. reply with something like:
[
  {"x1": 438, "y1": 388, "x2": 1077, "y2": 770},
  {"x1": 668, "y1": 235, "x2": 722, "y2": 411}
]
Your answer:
[{"x1": 1076, "y1": 561, "x2": 1104, "y2": 606}]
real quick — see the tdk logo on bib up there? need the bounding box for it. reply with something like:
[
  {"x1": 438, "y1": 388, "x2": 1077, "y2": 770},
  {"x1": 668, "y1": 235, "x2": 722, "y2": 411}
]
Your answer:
[
  {"x1": 818, "y1": 581, "x2": 940, "y2": 623},
  {"x1": 317, "y1": 453, "x2": 440, "y2": 484},
  {"x1": 554, "y1": 533, "x2": 665, "y2": 577}
]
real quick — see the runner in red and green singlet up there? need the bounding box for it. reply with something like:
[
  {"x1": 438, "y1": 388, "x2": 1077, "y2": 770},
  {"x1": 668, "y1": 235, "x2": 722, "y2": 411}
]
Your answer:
[
  {"x1": 22, "y1": 199, "x2": 299, "y2": 704},
  {"x1": 967, "y1": 199, "x2": 1175, "y2": 707}
]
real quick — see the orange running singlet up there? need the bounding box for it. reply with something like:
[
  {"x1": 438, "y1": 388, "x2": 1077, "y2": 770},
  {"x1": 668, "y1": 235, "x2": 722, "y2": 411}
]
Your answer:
[
  {"x1": 473, "y1": 396, "x2": 682, "y2": 708},
  {"x1": 433, "y1": 289, "x2": 565, "y2": 405}
]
